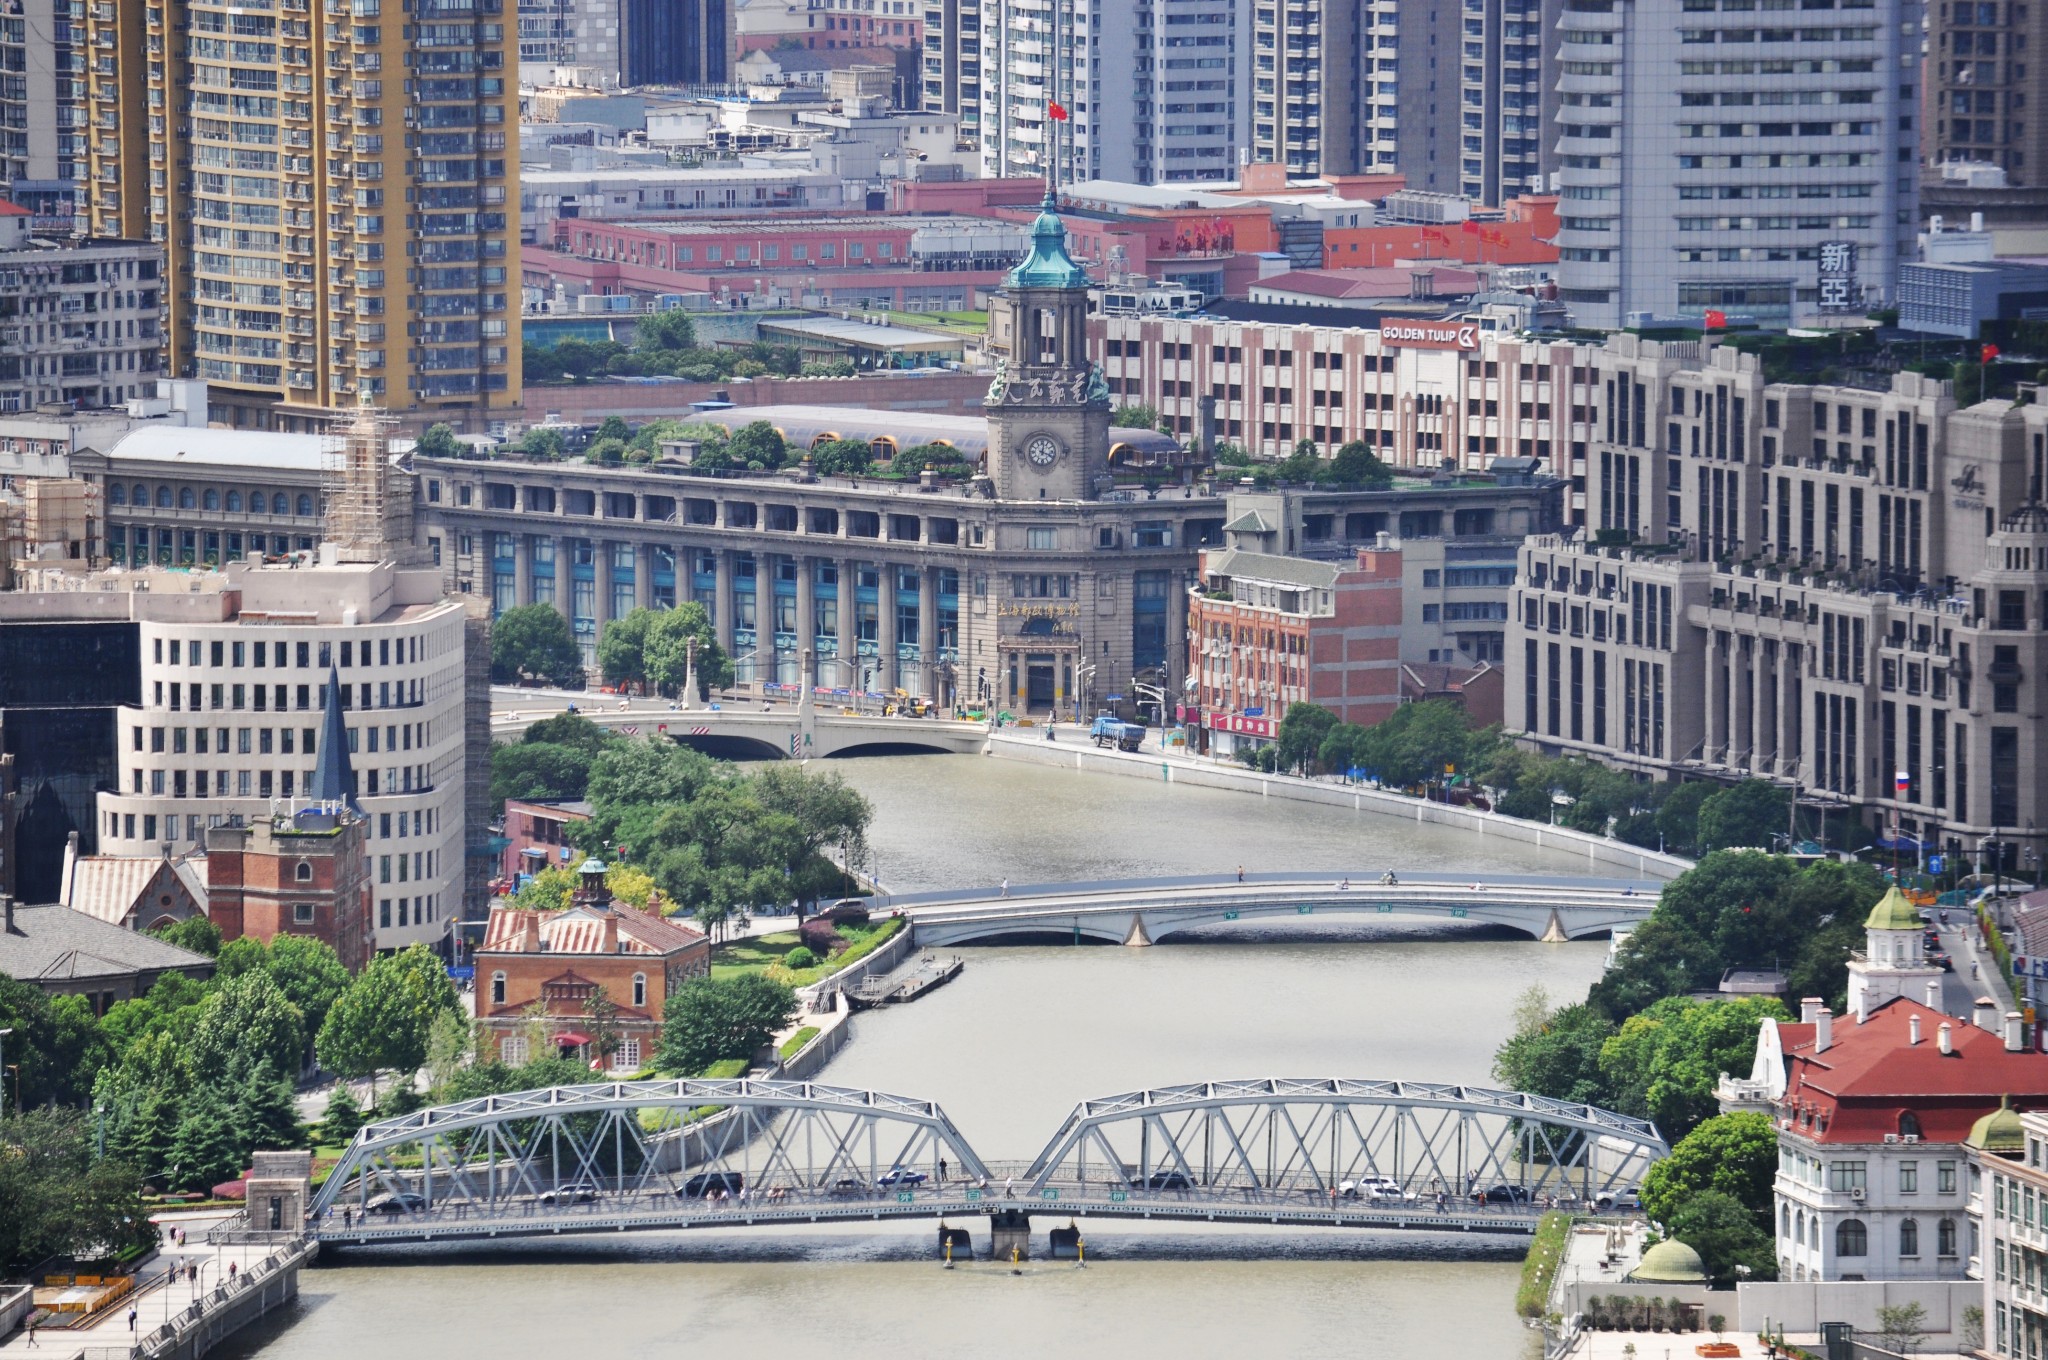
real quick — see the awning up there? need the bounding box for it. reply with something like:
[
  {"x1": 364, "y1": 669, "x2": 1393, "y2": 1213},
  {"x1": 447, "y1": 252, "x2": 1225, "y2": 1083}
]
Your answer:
[
  {"x1": 553, "y1": 1031, "x2": 591, "y2": 1046},
  {"x1": 520, "y1": 847, "x2": 547, "y2": 858}
]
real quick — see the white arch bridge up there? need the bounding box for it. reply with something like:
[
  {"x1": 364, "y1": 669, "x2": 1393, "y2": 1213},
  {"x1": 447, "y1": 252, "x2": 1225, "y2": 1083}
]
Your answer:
[
  {"x1": 887, "y1": 871, "x2": 1661, "y2": 945},
  {"x1": 307, "y1": 1077, "x2": 1666, "y2": 1251}
]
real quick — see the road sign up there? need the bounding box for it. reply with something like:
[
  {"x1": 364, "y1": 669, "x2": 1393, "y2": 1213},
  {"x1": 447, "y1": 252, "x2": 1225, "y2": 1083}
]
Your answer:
[
  {"x1": 1109, "y1": 1191, "x2": 1128, "y2": 1202},
  {"x1": 1377, "y1": 904, "x2": 1393, "y2": 913},
  {"x1": 1041, "y1": 1189, "x2": 1059, "y2": 1201},
  {"x1": 1297, "y1": 905, "x2": 1313, "y2": 915},
  {"x1": 896, "y1": 1191, "x2": 914, "y2": 1203},
  {"x1": 1451, "y1": 907, "x2": 1467, "y2": 918},
  {"x1": 1223, "y1": 910, "x2": 1239, "y2": 920},
  {"x1": 965, "y1": 1189, "x2": 983, "y2": 1201}
]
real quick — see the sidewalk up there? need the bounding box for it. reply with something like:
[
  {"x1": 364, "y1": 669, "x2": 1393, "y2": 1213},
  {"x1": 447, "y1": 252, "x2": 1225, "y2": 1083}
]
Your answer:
[{"x1": 0, "y1": 1215, "x2": 279, "y2": 1359}]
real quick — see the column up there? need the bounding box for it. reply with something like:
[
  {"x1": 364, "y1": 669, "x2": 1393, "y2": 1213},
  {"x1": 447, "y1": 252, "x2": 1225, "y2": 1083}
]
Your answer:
[
  {"x1": 877, "y1": 560, "x2": 899, "y2": 696},
  {"x1": 636, "y1": 541, "x2": 655, "y2": 610},
  {"x1": 919, "y1": 567, "x2": 940, "y2": 701},
  {"x1": 795, "y1": 553, "x2": 815, "y2": 697},
  {"x1": 513, "y1": 533, "x2": 532, "y2": 607},
  {"x1": 840, "y1": 555, "x2": 860, "y2": 698},
  {"x1": 715, "y1": 548, "x2": 737, "y2": 656},
  {"x1": 596, "y1": 540, "x2": 616, "y2": 633},
  {"x1": 1710, "y1": 634, "x2": 1728, "y2": 764}
]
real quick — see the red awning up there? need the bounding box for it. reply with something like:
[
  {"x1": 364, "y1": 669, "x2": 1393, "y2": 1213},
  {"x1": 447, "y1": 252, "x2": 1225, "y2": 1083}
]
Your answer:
[{"x1": 553, "y1": 1031, "x2": 591, "y2": 1046}]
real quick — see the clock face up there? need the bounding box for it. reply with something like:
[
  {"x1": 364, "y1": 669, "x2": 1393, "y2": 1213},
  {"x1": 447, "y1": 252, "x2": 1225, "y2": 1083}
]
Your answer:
[{"x1": 1023, "y1": 435, "x2": 1061, "y2": 468}]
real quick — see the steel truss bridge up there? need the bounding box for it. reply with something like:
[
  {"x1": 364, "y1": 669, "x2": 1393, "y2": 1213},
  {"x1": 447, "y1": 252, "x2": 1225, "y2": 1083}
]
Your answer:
[
  {"x1": 888, "y1": 871, "x2": 1661, "y2": 946},
  {"x1": 309, "y1": 1078, "x2": 1666, "y2": 1249}
]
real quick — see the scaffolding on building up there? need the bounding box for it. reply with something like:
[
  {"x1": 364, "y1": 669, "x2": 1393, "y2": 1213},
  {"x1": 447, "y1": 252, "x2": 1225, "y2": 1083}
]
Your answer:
[{"x1": 324, "y1": 408, "x2": 403, "y2": 563}]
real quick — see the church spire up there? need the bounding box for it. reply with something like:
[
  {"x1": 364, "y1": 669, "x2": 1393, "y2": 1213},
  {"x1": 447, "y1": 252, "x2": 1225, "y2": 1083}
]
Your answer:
[{"x1": 308, "y1": 664, "x2": 359, "y2": 811}]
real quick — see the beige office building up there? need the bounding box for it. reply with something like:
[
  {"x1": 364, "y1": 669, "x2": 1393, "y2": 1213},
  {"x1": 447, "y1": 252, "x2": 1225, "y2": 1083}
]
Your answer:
[{"x1": 80, "y1": 0, "x2": 522, "y2": 429}]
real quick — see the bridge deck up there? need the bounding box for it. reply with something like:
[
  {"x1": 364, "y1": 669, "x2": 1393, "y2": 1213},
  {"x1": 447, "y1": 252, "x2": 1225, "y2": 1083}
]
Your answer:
[{"x1": 315, "y1": 1181, "x2": 1556, "y2": 1246}]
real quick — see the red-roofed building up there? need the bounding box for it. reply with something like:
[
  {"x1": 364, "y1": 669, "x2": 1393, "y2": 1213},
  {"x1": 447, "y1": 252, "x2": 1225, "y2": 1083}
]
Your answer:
[
  {"x1": 475, "y1": 859, "x2": 710, "y2": 1072},
  {"x1": 1760, "y1": 890, "x2": 2048, "y2": 1282}
]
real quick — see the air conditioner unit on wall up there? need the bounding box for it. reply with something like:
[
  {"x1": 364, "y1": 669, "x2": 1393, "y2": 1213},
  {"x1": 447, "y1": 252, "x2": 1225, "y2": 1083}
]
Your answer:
[{"x1": 1851, "y1": 1187, "x2": 1867, "y2": 1202}]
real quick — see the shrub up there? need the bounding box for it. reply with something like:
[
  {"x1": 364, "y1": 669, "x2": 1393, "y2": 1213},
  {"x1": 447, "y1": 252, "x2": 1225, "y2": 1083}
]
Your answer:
[
  {"x1": 824, "y1": 902, "x2": 871, "y2": 926},
  {"x1": 782, "y1": 946, "x2": 818, "y2": 970},
  {"x1": 799, "y1": 919, "x2": 844, "y2": 955}
]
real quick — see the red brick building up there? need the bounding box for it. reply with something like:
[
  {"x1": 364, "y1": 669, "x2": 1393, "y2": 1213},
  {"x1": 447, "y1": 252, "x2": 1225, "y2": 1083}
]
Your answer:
[
  {"x1": 500, "y1": 798, "x2": 591, "y2": 886},
  {"x1": 203, "y1": 808, "x2": 375, "y2": 973},
  {"x1": 475, "y1": 861, "x2": 711, "y2": 1073},
  {"x1": 1186, "y1": 544, "x2": 1404, "y2": 759}
]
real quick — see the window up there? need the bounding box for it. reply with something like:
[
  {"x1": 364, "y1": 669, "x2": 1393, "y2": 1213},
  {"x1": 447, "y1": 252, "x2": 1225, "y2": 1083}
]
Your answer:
[
  {"x1": 614, "y1": 1038, "x2": 641, "y2": 1071},
  {"x1": 632, "y1": 972, "x2": 647, "y2": 1007},
  {"x1": 1828, "y1": 1161, "x2": 1867, "y2": 1191},
  {"x1": 1938, "y1": 1161, "x2": 1957, "y2": 1193},
  {"x1": 1836, "y1": 1219, "x2": 1868, "y2": 1256},
  {"x1": 295, "y1": 859, "x2": 313, "y2": 882},
  {"x1": 294, "y1": 902, "x2": 315, "y2": 924},
  {"x1": 1899, "y1": 1218, "x2": 1919, "y2": 1257},
  {"x1": 1899, "y1": 1161, "x2": 1918, "y2": 1193},
  {"x1": 1938, "y1": 1217, "x2": 1957, "y2": 1256},
  {"x1": 1900, "y1": 1111, "x2": 1922, "y2": 1139},
  {"x1": 499, "y1": 1033, "x2": 526, "y2": 1064},
  {"x1": 1027, "y1": 527, "x2": 1056, "y2": 550}
]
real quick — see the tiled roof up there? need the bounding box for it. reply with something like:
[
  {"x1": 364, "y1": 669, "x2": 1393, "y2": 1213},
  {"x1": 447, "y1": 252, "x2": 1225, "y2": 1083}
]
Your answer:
[
  {"x1": 60, "y1": 855, "x2": 204, "y2": 927},
  {"x1": 1204, "y1": 548, "x2": 1343, "y2": 591},
  {"x1": 0, "y1": 904, "x2": 216, "y2": 984},
  {"x1": 480, "y1": 902, "x2": 705, "y2": 958},
  {"x1": 1779, "y1": 997, "x2": 2048, "y2": 1144}
]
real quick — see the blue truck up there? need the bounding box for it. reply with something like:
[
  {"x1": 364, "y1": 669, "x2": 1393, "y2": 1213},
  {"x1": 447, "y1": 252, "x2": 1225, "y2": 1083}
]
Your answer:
[{"x1": 1091, "y1": 714, "x2": 1147, "y2": 751}]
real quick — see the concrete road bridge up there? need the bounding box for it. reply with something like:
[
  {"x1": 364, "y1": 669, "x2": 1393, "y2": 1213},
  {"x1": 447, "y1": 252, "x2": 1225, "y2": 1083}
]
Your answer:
[
  {"x1": 306, "y1": 1077, "x2": 1665, "y2": 1254},
  {"x1": 883, "y1": 871, "x2": 1661, "y2": 945},
  {"x1": 492, "y1": 688, "x2": 987, "y2": 761}
]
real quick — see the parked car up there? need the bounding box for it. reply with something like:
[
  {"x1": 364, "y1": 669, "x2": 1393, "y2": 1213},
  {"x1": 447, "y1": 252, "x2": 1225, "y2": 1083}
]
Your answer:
[
  {"x1": 1132, "y1": 1171, "x2": 1194, "y2": 1191},
  {"x1": 1594, "y1": 1188, "x2": 1642, "y2": 1212},
  {"x1": 829, "y1": 1177, "x2": 865, "y2": 1196},
  {"x1": 365, "y1": 1191, "x2": 428, "y2": 1215},
  {"x1": 678, "y1": 1171, "x2": 745, "y2": 1198},
  {"x1": 1482, "y1": 1184, "x2": 1532, "y2": 1204},
  {"x1": 875, "y1": 1166, "x2": 929, "y2": 1188},
  {"x1": 540, "y1": 1181, "x2": 601, "y2": 1204},
  {"x1": 1363, "y1": 1178, "x2": 1418, "y2": 1204}
]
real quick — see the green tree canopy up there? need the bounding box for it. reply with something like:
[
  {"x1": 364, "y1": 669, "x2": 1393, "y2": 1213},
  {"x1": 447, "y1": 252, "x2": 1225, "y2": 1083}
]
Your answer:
[
  {"x1": 594, "y1": 414, "x2": 631, "y2": 444},
  {"x1": 1596, "y1": 995, "x2": 1787, "y2": 1139},
  {"x1": 809, "y1": 437, "x2": 874, "y2": 477},
  {"x1": 491, "y1": 603, "x2": 586, "y2": 688},
  {"x1": 414, "y1": 423, "x2": 462, "y2": 459},
  {"x1": 0, "y1": 973, "x2": 115, "y2": 1107},
  {"x1": 490, "y1": 741, "x2": 600, "y2": 812},
  {"x1": 644, "y1": 603, "x2": 732, "y2": 698},
  {"x1": 1656, "y1": 782, "x2": 1716, "y2": 856},
  {"x1": 1640, "y1": 1111, "x2": 1778, "y2": 1227},
  {"x1": 636, "y1": 308, "x2": 697, "y2": 353},
  {"x1": 1274, "y1": 702, "x2": 1338, "y2": 775},
  {"x1": 1491, "y1": 989, "x2": 1617, "y2": 1107},
  {"x1": 316, "y1": 945, "x2": 462, "y2": 1091},
  {"x1": 1111, "y1": 403, "x2": 1161, "y2": 429},
  {"x1": 656, "y1": 974, "x2": 798, "y2": 1076},
  {"x1": 149, "y1": 916, "x2": 222, "y2": 957},
  {"x1": 1360, "y1": 700, "x2": 1479, "y2": 788},
  {"x1": 0, "y1": 1108, "x2": 153, "y2": 1272},
  {"x1": 190, "y1": 969, "x2": 306, "y2": 1083},
  {"x1": 1664, "y1": 1190, "x2": 1777, "y2": 1287},
  {"x1": 1327, "y1": 439, "x2": 1395, "y2": 489},
  {"x1": 1697, "y1": 779, "x2": 1793, "y2": 852},
  {"x1": 262, "y1": 936, "x2": 352, "y2": 1049},
  {"x1": 727, "y1": 420, "x2": 788, "y2": 470}
]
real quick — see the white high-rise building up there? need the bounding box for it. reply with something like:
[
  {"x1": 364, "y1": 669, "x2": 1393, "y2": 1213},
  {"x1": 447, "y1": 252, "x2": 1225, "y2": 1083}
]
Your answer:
[
  {"x1": 977, "y1": 0, "x2": 1249, "y2": 185},
  {"x1": 1553, "y1": 0, "x2": 1921, "y2": 329}
]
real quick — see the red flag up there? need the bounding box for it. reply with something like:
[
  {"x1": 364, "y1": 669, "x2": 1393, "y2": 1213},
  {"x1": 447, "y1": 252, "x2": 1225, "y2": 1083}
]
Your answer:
[
  {"x1": 1705, "y1": 309, "x2": 1727, "y2": 330},
  {"x1": 1048, "y1": 101, "x2": 1069, "y2": 122},
  {"x1": 1460, "y1": 219, "x2": 1480, "y2": 234},
  {"x1": 1982, "y1": 343, "x2": 2001, "y2": 363}
]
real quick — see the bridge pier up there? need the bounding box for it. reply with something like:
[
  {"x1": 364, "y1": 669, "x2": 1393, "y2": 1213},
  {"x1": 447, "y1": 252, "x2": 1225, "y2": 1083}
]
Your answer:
[
  {"x1": 989, "y1": 1208, "x2": 1032, "y2": 1261},
  {"x1": 937, "y1": 1224, "x2": 972, "y2": 1261},
  {"x1": 1123, "y1": 913, "x2": 1152, "y2": 947}
]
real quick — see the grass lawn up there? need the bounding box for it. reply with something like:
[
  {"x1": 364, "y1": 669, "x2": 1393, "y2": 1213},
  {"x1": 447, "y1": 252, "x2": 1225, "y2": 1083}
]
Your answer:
[
  {"x1": 710, "y1": 917, "x2": 903, "y2": 987},
  {"x1": 878, "y1": 308, "x2": 988, "y2": 337}
]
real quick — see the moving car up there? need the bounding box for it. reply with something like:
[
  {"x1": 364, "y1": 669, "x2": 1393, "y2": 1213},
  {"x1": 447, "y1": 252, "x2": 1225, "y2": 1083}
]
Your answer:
[
  {"x1": 1363, "y1": 1178, "x2": 1418, "y2": 1204},
  {"x1": 540, "y1": 1181, "x2": 601, "y2": 1204},
  {"x1": 1481, "y1": 1184, "x2": 1532, "y2": 1204},
  {"x1": 875, "y1": 1166, "x2": 929, "y2": 1188},
  {"x1": 1132, "y1": 1171, "x2": 1195, "y2": 1191},
  {"x1": 1594, "y1": 1188, "x2": 1642, "y2": 1212},
  {"x1": 678, "y1": 1171, "x2": 745, "y2": 1198},
  {"x1": 365, "y1": 1191, "x2": 428, "y2": 1215}
]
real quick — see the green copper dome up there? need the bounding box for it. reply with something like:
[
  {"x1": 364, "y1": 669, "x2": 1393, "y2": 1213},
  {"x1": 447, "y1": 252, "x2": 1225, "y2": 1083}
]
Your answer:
[
  {"x1": 1968, "y1": 1097, "x2": 2026, "y2": 1155},
  {"x1": 1630, "y1": 1239, "x2": 1709, "y2": 1285},
  {"x1": 1005, "y1": 193, "x2": 1093, "y2": 291},
  {"x1": 1865, "y1": 883, "x2": 1923, "y2": 932}
]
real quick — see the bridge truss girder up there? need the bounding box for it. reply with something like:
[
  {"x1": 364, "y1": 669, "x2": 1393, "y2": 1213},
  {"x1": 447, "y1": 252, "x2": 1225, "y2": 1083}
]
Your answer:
[
  {"x1": 1020, "y1": 1078, "x2": 1668, "y2": 1201},
  {"x1": 308, "y1": 1078, "x2": 994, "y2": 1219}
]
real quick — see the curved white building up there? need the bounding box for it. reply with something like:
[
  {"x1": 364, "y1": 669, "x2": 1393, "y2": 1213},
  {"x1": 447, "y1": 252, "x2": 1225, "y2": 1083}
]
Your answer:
[{"x1": 80, "y1": 552, "x2": 470, "y2": 953}]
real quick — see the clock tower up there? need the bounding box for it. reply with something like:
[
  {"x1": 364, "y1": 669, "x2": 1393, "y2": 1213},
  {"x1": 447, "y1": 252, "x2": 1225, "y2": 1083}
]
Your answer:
[{"x1": 984, "y1": 194, "x2": 1112, "y2": 501}]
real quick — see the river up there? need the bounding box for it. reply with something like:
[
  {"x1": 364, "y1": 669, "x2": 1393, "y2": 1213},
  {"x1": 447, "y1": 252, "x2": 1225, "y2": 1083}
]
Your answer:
[{"x1": 228, "y1": 755, "x2": 1617, "y2": 1360}]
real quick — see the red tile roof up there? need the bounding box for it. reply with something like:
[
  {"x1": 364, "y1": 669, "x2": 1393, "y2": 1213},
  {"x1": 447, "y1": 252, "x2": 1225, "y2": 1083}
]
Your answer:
[
  {"x1": 1779, "y1": 997, "x2": 2048, "y2": 1144},
  {"x1": 0, "y1": 201, "x2": 30, "y2": 217},
  {"x1": 480, "y1": 902, "x2": 705, "y2": 958}
]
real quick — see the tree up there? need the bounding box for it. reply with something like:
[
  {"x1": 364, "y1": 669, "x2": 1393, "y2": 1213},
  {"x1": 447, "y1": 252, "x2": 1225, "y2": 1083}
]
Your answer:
[
  {"x1": 414, "y1": 423, "x2": 463, "y2": 459},
  {"x1": 0, "y1": 1108, "x2": 153, "y2": 1273},
  {"x1": 491, "y1": 738, "x2": 601, "y2": 811},
  {"x1": 1664, "y1": 1190, "x2": 1776, "y2": 1287},
  {"x1": 1696, "y1": 779, "x2": 1792, "y2": 852},
  {"x1": 513, "y1": 863, "x2": 581, "y2": 911},
  {"x1": 1876, "y1": 1301, "x2": 1930, "y2": 1356},
  {"x1": 518, "y1": 426, "x2": 566, "y2": 460},
  {"x1": 318, "y1": 1084, "x2": 364, "y2": 1146},
  {"x1": 746, "y1": 763, "x2": 875, "y2": 911},
  {"x1": 1327, "y1": 439, "x2": 1395, "y2": 489},
  {"x1": 191, "y1": 969, "x2": 306, "y2": 1083},
  {"x1": 726, "y1": 420, "x2": 788, "y2": 470},
  {"x1": 0, "y1": 973, "x2": 114, "y2": 1107},
  {"x1": 491, "y1": 603, "x2": 586, "y2": 688},
  {"x1": 263, "y1": 935, "x2": 353, "y2": 1048},
  {"x1": 656, "y1": 975, "x2": 798, "y2": 1077},
  {"x1": 1597, "y1": 996, "x2": 1787, "y2": 1140},
  {"x1": 809, "y1": 437, "x2": 874, "y2": 477},
  {"x1": 636, "y1": 307, "x2": 697, "y2": 353},
  {"x1": 166, "y1": 1085, "x2": 244, "y2": 1193},
  {"x1": 424, "y1": 1009, "x2": 472, "y2": 1094},
  {"x1": 1360, "y1": 700, "x2": 1476, "y2": 788},
  {"x1": 1640, "y1": 1112, "x2": 1778, "y2": 1227},
  {"x1": 1111, "y1": 403, "x2": 1161, "y2": 429},
  {"x1": 643, "y1": 603, "x2": 732, "y2": 699},
  {"x1": 1492, "y1": 996, "x2": 1617, "y2": 1107},
  {"x1": 585, "y1": 738, "x2": 725, "y2": 850},
  {"x1": 586, "y1": 436, "x2": 627, "y2": 466},
  {"x1": 584, "y1": 993, "x2": 624, "y2": 1070},
  {"x1": 231, "y1": 1057, "x2": 306, "y2": 1155},
  {"x1": 316, "y1": 945, "x2": 462, "y2": 1096},
  {"x1": 1274, "y1": 702, "x2": 1338, "y2": 775},
  {"x1": 1655, "y1": 782, "x2": 1715, "y2": 855},
  {"x1": 594, "y1": 414, "x2": 630, "y2": 444},
  {"x1": 597, "y1": 607, "x2": 657, "y2": 689},
  {"x1": 149, "y1": 915, "x2": 222, "y2": 957}
]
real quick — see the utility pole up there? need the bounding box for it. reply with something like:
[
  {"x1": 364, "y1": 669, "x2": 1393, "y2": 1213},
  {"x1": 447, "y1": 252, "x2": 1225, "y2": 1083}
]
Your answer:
[{"x1": 0, "y1": 1027, "x2": 11, "y2": 1118}]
